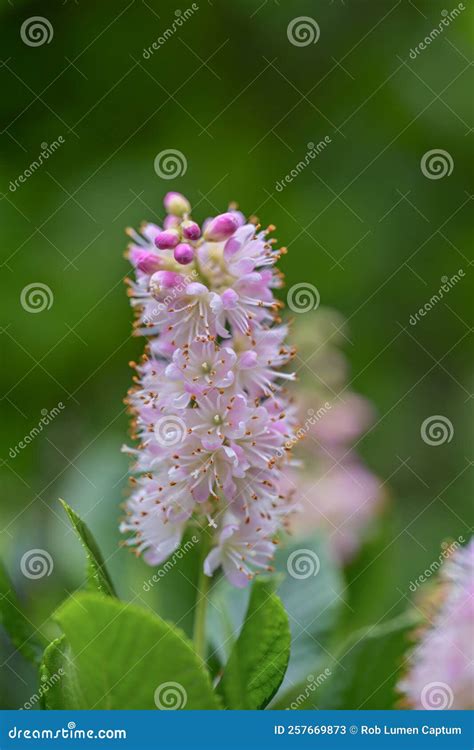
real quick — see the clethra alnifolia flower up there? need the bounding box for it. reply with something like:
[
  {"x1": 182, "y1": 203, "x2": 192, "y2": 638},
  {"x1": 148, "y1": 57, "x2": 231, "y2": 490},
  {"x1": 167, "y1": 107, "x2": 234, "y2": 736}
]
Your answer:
[
  {"x1": 121, "y1": 193, "x2": 299, "y2": 587},
  {"x1": 398, "y1": 538, "x2": 474, "y2": 709}
]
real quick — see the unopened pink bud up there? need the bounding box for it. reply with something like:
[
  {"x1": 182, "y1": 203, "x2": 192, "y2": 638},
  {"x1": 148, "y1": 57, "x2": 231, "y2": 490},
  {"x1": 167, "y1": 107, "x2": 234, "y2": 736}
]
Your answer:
[
  {"x1": 203, "y1": 212, "x2": 240, "y2": 242},
  {"x1": 181, "y1": 220, "x2": 201, "y2": 241},
  {"x1": 163, "y1": 214, "x2": 181, "y2": 230},
  {"x1": 154, "y1": 229, "x2": 180, "y2": 249},
  {"x1": 174, "y1": 243, "x2": 194, "y2": 265},
  {"x1": 135, "y1": 250, "x2": 161, "y2": 274},
  {"x1": 164, "y1": 192, "x2": 191, "y2": 217}
]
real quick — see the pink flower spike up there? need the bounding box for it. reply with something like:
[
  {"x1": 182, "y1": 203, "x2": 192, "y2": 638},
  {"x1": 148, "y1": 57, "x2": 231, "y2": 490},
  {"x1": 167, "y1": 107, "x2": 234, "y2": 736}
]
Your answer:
[{"x1": 123, "y1": 194, "x2": 299, "y2": 587}]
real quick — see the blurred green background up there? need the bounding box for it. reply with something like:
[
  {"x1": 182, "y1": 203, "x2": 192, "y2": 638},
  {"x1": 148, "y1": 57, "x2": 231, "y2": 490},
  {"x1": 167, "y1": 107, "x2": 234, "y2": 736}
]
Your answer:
[{"x1": 0, "y1": 0, "x2": 472, "y2": 707}]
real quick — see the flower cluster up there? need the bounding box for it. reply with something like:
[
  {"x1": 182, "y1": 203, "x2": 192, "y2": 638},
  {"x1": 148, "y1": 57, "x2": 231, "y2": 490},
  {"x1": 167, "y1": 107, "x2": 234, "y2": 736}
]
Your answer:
[
  {"x1": 398, "y1": 538, "x2": 474, "y2": 709},
  {"x1": 121, "y1": 193, "x2": 299, "y2": 587}
]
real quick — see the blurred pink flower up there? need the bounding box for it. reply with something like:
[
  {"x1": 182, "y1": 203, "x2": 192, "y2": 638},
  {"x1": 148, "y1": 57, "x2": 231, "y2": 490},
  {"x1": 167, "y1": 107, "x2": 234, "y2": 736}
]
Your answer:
[
  {"x1": 289, "y1": 310, "x2": 384, "y2": 563},
  {"x1": 398, "y1": 539, "x2": 474, "y2": 709},
  {"x1": 291, "y1": 460, "x2": 384, "y2": 563}
]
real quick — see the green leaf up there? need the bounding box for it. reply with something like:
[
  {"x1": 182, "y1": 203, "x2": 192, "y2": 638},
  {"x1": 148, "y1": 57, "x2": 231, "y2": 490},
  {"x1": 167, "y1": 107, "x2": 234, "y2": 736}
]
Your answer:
[
  {"x1": 60, "y1": 499, "x2": 116, "y2": 597},
  {"x1": 0, "y1": 559, "x2": 45, "y2": 665},
  {"x1": 313, "y1": 611, "x2": 420, "y2": 710},
  {"x1": 39, "y1": 636, "x2": 80, "y2": 709},
  {"x1": 42, "y1": 592, "x2": 221, "y2": 709},
  {"x1": 208, "y1": 533, "x2": 344, "y2": 699},
  {"x1": 274, "y1": 534, "x2": 344, "y2": 692},
  {"x1": 216, "y1": 578, "x2": 290, "y2": 709}
]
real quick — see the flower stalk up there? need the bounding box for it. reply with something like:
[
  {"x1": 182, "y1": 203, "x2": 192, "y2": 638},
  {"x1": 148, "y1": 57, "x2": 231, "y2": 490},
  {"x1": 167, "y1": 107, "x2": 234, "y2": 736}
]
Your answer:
[{"x1": 193, "y1": 527, "x2": 212, "y2": 660}]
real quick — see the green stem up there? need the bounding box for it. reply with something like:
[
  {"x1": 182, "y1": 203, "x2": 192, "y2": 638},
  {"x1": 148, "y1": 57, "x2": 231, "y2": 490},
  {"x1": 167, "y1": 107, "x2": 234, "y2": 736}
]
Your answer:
[{"x1": 193, "y1": 529, "x2": 211, "y2": 660}]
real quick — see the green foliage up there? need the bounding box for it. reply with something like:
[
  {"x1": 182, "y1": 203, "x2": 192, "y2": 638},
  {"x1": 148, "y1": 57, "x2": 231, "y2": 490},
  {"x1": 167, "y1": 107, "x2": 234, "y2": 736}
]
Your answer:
[
  {"x1": 208, "y1": 534, "x2": 344, "y2": 703},
  {"x1": 60, "y1": 499, "x2": 116, "y2": 597},
  {"x1": 1, "y1": 521, "x2": 422, "y2": 710},
  {"x1": 40, "y1": 636, "x2": 79, "y2": 710},
  {"x1": 41, "y1": 592, "x2": 221, "y2": 710},
  {"x1": 315, "y1": 611, "x2": 420, "y2": 710},
  {"x1": 0, "y1": 560, "x2": 45, "y2": 665},
  {"x1": 217, "y1": 579, "x2": 290, "y2": 709},
  {"x1": 275, "y1": 535, "x2": 345, "y2": 691}
]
